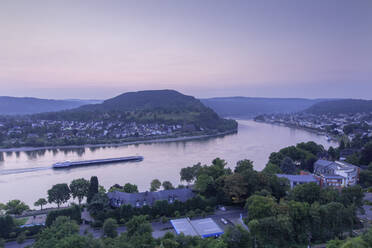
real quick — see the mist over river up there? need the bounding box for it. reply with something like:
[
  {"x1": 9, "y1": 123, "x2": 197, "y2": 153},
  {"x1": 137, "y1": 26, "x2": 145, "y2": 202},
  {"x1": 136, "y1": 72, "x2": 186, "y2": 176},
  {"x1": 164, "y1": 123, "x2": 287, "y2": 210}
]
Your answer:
[{"x1": 0, "y1": 120, "x2": 337, "y2": 206}]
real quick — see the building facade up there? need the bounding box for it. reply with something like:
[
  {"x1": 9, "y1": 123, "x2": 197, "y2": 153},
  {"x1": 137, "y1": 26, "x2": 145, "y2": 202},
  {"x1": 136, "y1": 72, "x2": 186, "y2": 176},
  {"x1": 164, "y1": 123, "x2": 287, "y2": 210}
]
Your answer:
[
  {"x1": 314, "y1": 159, "x2": 359, "y2": 188},
  {"x1": 107, "y1": 188, "x2": 195, "y2": 208},
  {"x1": 276, "y1": 174, "x2": 319, "y2": 189}
]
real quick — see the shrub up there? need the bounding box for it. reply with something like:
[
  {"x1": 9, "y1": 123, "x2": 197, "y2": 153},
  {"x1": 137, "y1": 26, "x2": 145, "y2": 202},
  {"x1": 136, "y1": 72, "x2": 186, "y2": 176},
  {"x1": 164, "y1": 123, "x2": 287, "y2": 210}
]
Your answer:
[
  {"x1": 16, "y1": 232, "x2": 26, "y2": 244},
  {"x1": 0, "y1": 215, "x2": 15, "y2": 239},
  {"x1": 103, "y1": 218, "x2": 118, "y2": 238},
  {"x1": 161, "y1": 216, "x2": 169, "y2": 224},
  {"x1": 91, "y1": 220, "x2": 103, "y2": 228},
  {"x1": 174, "y1": 211, "x2": 181, "y2": 218},
  {"x1": 45, "y1": 205, "x2": 81, "y2": 226},
  {"x1": 187, "y1": 211, "x2": 195, "y2": 219}
]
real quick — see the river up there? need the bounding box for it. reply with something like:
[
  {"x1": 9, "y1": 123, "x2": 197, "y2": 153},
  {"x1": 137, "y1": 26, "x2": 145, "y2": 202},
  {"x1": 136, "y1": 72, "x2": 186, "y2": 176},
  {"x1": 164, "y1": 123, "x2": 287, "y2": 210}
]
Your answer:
[{"x1": 0, "y1": 120, "x2": 337, "y2": 206}]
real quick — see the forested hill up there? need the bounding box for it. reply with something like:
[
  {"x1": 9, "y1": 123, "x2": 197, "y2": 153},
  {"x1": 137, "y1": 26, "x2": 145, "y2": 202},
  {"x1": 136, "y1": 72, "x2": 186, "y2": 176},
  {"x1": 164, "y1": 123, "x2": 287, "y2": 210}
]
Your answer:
[
  {"x1": 305, "y1": 99, "x2": 372, "y2": 114},
  {"x1": 201, "y1": 97, "x2": 325, "y2": 117},
  {"x1": 34, "y1": 90, "x2": 237, "y2": 132},
  {"x1": 78, "y1": 90, "x2": 206, "y2": 112},
  {"x1": 0, "y1": 96, "x2": 100, "y2": 115}
]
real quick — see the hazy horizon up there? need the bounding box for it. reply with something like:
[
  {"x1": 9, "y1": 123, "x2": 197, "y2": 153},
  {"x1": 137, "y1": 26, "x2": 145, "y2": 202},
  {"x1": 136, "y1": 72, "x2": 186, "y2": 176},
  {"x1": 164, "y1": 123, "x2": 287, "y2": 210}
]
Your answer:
[
  {"x1": 0, "y1": 90, "x2": 369, "y2": 101},
  {"x1": 1, "y1": 0, "x2": 371, "y2": 99}
]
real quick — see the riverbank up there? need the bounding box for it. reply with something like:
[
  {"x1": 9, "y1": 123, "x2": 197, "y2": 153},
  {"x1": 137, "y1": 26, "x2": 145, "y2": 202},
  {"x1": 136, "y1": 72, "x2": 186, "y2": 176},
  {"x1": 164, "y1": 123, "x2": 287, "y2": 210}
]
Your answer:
[
  {"x1": 254, "y1": 120, "x2": 340, "y2": 143},
  {"x1": 0, "y1": 129, "x2": 237, "y2": 152}
]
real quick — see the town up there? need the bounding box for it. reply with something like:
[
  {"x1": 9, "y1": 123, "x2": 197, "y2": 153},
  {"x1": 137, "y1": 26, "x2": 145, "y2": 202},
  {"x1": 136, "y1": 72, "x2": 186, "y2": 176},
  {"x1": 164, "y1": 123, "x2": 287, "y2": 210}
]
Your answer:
[
  {"x1": 255, "y1": 112, "x2": 372, "y2": 141},
  {"x1": 0, "y1": 118, "x2": 196, "y2": 148}
]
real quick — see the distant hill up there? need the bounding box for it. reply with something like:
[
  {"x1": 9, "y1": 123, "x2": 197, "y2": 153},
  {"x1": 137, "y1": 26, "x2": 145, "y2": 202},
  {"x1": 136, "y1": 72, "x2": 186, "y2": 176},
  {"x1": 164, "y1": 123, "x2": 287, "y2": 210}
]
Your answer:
[
  {"x1": 0, "y1": 96, "x2": 101, "y2": 115},
  {"x1": 78, "y1": 90, "x2": 206, "y2": 112},
  {"x1": 34, "y1": 90, "x2": 237, "y2": 132},
  {"x1": 201, "y1": 97, "x2": 326, "y2": 117},
  {"x1": 305, "y1": 99, "x2": 372, "y2": 114}
]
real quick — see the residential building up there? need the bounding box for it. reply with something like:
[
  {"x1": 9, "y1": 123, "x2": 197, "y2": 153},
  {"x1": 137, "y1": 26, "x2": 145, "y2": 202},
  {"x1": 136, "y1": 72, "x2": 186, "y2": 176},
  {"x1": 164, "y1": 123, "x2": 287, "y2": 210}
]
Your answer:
[
  {"x1": 314, "y1": 159, "x2": 359, "y2": 187},
  {"x1": 276, "y1": 174, "x2": 319, "y2": 189},
  {"x1": 107, "y1": 188, "x2": 194, "y2": 208}
]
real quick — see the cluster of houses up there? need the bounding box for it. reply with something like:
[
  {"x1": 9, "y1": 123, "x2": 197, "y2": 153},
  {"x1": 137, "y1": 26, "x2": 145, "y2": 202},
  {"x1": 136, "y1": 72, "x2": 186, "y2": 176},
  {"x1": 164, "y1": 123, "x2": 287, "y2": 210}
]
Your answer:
[
  {"x1": 277, "y1": 159, "x2": 360, "y2": 189},
  {"x1": 107, "y1": 159, "x2": 360, "y2": 211},
  {"x1": 105, "y1": 159, "x2": 361, "y2": 237},
  {"x1": 0, "y1": 118, "x2": 187, "y2": 145},
  {"x1": 255, "y1": 112, "x2": 372, "y2": 140}
]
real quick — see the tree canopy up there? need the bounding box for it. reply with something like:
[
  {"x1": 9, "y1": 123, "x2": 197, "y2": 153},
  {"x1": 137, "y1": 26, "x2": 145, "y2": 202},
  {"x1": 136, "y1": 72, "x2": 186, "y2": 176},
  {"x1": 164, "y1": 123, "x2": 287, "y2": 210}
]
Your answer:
[{"x1": 48, "y1": 184, "x2": 71, "y2": 208}]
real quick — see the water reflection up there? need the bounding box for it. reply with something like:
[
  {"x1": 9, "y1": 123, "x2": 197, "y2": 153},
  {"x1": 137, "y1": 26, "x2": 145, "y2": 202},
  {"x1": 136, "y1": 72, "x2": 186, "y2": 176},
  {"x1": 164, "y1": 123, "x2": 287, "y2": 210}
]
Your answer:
[{"x1": 0, "y1": 120, "x2": 337, "y2": 206}]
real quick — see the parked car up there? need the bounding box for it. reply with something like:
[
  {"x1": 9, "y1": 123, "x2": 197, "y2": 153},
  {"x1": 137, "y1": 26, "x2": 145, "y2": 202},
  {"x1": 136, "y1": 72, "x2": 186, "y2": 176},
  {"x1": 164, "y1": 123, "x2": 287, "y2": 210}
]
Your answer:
[
  {"x1": 221, "y1": 218, "x2": 228, "y2": 225},
  {"x1": 218, "y1": 206, "x2": 226, "y2": 211}
]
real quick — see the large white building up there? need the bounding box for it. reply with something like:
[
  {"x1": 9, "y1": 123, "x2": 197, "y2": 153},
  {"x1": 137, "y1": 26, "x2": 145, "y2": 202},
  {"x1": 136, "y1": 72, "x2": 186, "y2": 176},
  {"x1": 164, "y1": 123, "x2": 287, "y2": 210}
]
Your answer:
[{"x1": 314, "y1": 159, "x2": 359, "y2": 188}]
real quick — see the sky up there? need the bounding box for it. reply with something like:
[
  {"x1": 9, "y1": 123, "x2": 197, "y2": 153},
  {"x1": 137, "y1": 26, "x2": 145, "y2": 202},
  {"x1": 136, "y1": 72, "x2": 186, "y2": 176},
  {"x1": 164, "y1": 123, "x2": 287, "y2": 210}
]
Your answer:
[{"x1": 0, "y1": 0, "x2": 371, "y2": 100}]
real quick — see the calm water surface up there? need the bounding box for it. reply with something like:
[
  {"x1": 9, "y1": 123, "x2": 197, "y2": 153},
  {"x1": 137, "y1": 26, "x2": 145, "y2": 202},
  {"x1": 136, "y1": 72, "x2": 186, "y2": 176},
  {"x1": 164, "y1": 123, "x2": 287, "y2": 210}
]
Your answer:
[{"x1": 0, "y1": 120, "x2": 337, "y2": 206}]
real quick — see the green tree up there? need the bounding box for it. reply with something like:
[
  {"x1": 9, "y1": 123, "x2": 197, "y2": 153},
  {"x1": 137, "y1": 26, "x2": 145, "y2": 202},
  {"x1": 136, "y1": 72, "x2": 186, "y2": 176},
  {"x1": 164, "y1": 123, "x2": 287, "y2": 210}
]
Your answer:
[
  {"x1": 234, "y1": 159, "x2": 254, "y2": 174},
  {"x1": 87, "y1": 176, "x2": 99, "y2": 203},
  {"x1": 123, "y1": 183, "x2": 139, "y2": 193},
  {"x1": 340, "y1": 185, "x2": 364, "y2": 208},
  {"x1": 289, "y1": 182, "x2": 321, "y2": 204},
  {"x1": 326, "y1": 239, "x2": 345, "y2": 248},
  {"x1": 360, "y1": 165, "x2": 372, "y2": 188},
  {"x1": 162, "y1": 181, "x2": 174, "y2": 190},
  {"x1": 16, "y1": 232, "x2": 26, "y2": 244},
  {"x1": 223, "y1": 174, "x2": 248, "y2": 204},
  {"x1": 297, "y1": 141, "x2": 324, "y2": 156},
  {"x1": 262, "y1": 162, "x2": 282, "y2": 174},
  {"x1": 150, "y1": 179, "x2": 161, "y2": 192},
  {"x1": 0, "y1": 215, "x2": 15, "y2": 239},
  {"x1": 34, "y1": 198, "x2": 47, "y2": 210},
  {"x1": 341, "y1": 237, "x2": 368, "y2": 248},
  {"x1": 87, "y1": 192, "x2": 110, "y2": 219},
  {"x1": 55, "y1": 234, "x2": 99, "y2": 248},
  {"x1": 180, "y1": 167, "x2": 195, "y2": 183},
  {"x1": 222, "y1": 225, "x2": 252, "y2": 248},
  {"x1": 4, "y1": 200, "x2": 29, "y2": 215},
  {"x1": 328, "y1": 146, "x2": 338, "y2": 160},
  {"x1": 248, "y1": 215, "x2": 294, "y2": 247},
  {"x1": 360, "y1": 142, "x2": 372, "y2": 165},
  {"x1": 245, "y1": 195, "x2": 277, "y2": 221},
  {"x1": 0, "y1": 203, "x2": 5, "y2": 213},
  {"x1": 340, "y1": 140, "x2": 346, "y2": 150},
  {"x1": 126, "y1": 215, "x2": 152, "y2": 237},
  {"x1": 33, "y1": 216, "x2": 80, "y2": 248},
  {"x1": 280, "y1": 156, "x2": 296, "y2": 174},
  {"x1": 195, "y1": 174, "x2": 214, "y2": 194},
  {"x1": 47, "y1": 184, "x2": 71, "y2": 208},
  {"x1": 69, "y1": 178, "x2": 90, "y2": 205},
  {"x1": 103, "y1": 218, "x2": 118, "y2": 238}
]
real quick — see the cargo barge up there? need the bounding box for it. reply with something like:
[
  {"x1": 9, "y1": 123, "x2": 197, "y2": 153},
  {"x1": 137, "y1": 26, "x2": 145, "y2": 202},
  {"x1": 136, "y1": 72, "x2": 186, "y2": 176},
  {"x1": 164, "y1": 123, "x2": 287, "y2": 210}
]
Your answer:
[{"x1": 52, "y1": 156, "x2": 143, "y2": 169}]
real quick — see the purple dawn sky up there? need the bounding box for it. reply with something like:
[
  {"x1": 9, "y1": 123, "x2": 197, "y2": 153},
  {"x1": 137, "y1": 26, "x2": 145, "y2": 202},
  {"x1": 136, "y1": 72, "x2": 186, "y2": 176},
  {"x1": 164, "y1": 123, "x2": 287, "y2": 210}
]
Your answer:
[{"x1": 0, "y1": 0, "x2": 371, "y2": 99}]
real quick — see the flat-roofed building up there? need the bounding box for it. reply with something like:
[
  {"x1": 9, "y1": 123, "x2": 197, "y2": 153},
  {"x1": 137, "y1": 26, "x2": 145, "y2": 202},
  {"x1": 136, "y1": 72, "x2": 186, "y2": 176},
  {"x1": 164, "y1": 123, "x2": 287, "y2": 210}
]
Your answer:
[
  {"x1": 170, "y1": 218, "x2": 224, "y2": 238},
  {"x1": 276, "y1": 174, "x2": 318, "y2": 189},
  {"x1": 190, "y1": 218, "x2": 224, "y2": 238},
  {"x1": 170, "y1": 218, "x2": 198, "y2": 236}
]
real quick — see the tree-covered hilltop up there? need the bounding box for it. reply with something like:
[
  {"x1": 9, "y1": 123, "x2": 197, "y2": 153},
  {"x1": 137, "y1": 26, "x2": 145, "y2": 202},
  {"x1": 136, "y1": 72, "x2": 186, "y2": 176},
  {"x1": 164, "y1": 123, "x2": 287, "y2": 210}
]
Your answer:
[
  {"x1": 305, "y1": 99, "x2": 372, "y2": 115},
  {"x1": 79, "y1": 90, "x2": 207, "y2": 112},
  {"x1": 32, "y1": 90, "x2": 237, "y2": 132}
]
